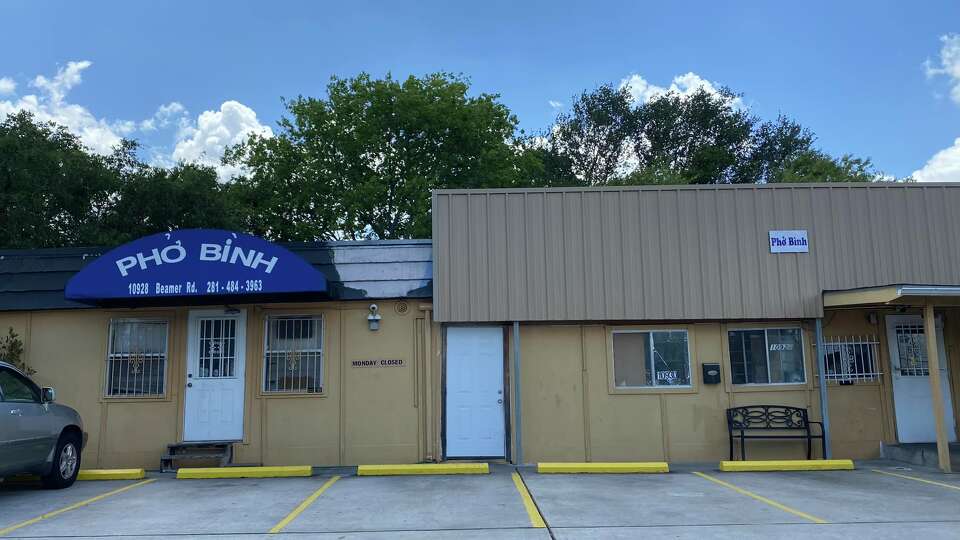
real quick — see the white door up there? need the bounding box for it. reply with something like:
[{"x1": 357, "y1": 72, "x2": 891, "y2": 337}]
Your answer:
[
  {"x1": 184, "y1": 310, "x2": 246, "y2": 441},
  {"x1": 886, "y1": 315, "x2": 957, "y2": 443},
  {"x1": 445, "y1": 326, "x2": 505, "y2": 457}
]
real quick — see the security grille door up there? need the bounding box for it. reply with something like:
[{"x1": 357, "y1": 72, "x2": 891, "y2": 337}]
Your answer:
[
  {"x1": 885, "y1": 315, "x2": 957, "y2": 444},
  {"x1": 445, "y1": 326, "x2": 506, "y2": 458},
  {"x1": 183, "y1": 310, "x2": 247, "y2": 441}
]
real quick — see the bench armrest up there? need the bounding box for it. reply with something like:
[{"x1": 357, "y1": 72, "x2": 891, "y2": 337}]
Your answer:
[{"x1": 807, "y1": 421, "x2": 824, "y2": 435}]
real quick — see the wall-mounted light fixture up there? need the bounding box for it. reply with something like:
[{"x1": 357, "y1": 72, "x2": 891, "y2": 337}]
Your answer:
[{"x1": 368, "y1": 304, "x2": 382, "y2": 331}]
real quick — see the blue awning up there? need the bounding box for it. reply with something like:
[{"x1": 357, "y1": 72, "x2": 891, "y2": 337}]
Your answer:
[{"x1": 65, "y1": 229, "x2": 327, "y2": 305}]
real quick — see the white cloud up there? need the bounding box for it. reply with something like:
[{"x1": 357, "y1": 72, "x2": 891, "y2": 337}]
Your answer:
[
  {"x1": 913, "y1": 137, "x2": 960, "y2": 182},
  {"x1": 912, "y1": 35, "x2": 960, "y2": 183},
  {"x1": 31, "y1": 61, "x2": 90, "y2": 104},
  {"x1": 0, "y1": 77, "x2": 15, "y2": 96},
  {"x1": 925, "y1": 34, "x2": 960, "y2": 105},
  {"x1": 0, "y1": 61, "x2": 132, "y2": 153},
  {"x1": 548, "y1": 100, "x2": 563, "y2": 109},
  {"x1": 619, "y1": 71, "x2": 741, "y2": 107},
  {"x1": 1, "y1": 62, "x2": 269, "y2": 180},
  {"x1": 171, "y1": 100, "x2": 272, "y2": 180},
  {"x1": 141, "y1": 101, "x2": 187, "y2": 131}
]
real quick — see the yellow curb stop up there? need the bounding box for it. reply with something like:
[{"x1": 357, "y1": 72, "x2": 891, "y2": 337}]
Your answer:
[
  {"x1": 537, "y1": 462, "x2": 669, "y2": 474},
  {"x1": 719, "y1": 459, "x2": 854, "y2": 472},
  {"x1": 176, "y1": 465, "x2": 312, "y2": 479},
  {"x1": 357, "y1": 463, "x2": 489, "y2": 476},
  {"x1": 78, "y1": 469, "x2": 146, "y2": 481}
]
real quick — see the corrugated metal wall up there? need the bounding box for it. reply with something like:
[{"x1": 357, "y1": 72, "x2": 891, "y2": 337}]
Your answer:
[{"x1": 432, "y1": 184, "x2": 960, "y2": 322}]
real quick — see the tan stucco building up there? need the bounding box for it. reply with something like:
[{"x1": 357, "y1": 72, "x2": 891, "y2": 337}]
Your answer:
[
  {"x1": 2, "y1": 183, "x2": 959, "y2": 471},
  {"x1": 432, "y1": 184, "x2": 960, "y2": 471}
]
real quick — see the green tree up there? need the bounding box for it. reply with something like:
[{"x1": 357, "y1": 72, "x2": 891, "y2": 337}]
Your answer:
[
  {"x1": 773, "y1": 151, "x2": 876, "y2": 183},
  {"x1": 0, "y1": 111, "x2": 120, "y2": 248},
  {"x1": 107, "y1": 162, "x2": 242, "y2": 242},
  {"x1": 227, "y1": 72, "x2": 524, "y2": 240},
  {"x1": 549, "y1": 85, "x2": 636, "y2": 185},
  {"x1": 543, "y1": 84, "x2": 878, "y2": 185},
  {"x1": 0, "y1": 327, "x2": 31, "y2": 376}
]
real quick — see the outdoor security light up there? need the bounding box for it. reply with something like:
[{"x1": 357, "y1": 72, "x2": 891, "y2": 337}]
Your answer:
[{"x1": 368, "y1": 303, "x2": 382, "y2": 331}]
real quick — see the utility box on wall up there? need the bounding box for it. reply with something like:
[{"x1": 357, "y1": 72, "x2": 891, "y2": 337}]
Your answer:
[{"x1": 702, "y1": 363, "x2": 721, "y2": 384}]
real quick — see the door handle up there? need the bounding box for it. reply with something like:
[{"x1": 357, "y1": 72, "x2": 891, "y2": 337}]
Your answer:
[
  {"x1": 9, "y1": 408, "x2": 22, "y2": 416},
  {"x1": 497, "y1": 399, "x2": 503, "y2": 404},
  {"x1": 187, "y1": 383, "x2": 193, "y2": 388}
]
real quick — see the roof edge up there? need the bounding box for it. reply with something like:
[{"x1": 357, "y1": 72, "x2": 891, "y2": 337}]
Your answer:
[{"x1": 432, "y1": 182, "x2": 957, "y2": 195}]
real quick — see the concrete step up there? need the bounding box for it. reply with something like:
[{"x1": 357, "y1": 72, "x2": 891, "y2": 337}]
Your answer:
[
  {"x1": 162, "y1": 442, "x2": 233, "y2": 472},
  {"x1": 881, "y1": 442, "x2": 960, "y2": 469}
]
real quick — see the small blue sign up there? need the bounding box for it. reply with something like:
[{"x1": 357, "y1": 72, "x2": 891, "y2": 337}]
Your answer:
[{"x1": 65, "y1": 229, "x2": 327, "y2": 303}]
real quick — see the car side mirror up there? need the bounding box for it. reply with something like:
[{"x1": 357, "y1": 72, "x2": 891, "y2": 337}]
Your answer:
[{"x1": 41, "y1": 387, "x2": 56, "y2": 403}]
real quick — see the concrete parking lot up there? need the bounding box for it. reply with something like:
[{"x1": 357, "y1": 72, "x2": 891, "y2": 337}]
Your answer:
[{"x1": 1, "y1": 461, "x2": 959, "y2": 539}]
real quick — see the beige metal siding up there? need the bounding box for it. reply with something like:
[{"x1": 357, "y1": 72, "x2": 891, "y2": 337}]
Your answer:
[{"x1": 433, "y1": 184, "x2": 960, "y2": 322}]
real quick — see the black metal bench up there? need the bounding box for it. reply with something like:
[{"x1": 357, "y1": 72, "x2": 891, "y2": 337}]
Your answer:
[{"x1": 726, "y1": 405, "x2": 825, "y2": 461}]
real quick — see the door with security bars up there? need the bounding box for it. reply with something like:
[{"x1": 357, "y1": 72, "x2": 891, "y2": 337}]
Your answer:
[
  {"x1": 184, "y1": 310, "x2": 247, "y2": 441},
  {"x1": 885, "y1": 315, "x2": 957, "y2": 443}
]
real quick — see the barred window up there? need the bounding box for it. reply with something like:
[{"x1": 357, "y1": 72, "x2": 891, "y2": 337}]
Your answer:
[
  {"x1": 264, "y1": 316, "x2": 323, "y2": 393},
  {"x1": 106, "y1": 320, "x2": 168, "y2": 397},
  {"x1": 823, "y1": 336, "x2": 881, "y2": 382}
]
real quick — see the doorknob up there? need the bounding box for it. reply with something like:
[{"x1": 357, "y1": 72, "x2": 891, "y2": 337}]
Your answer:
[
  {"x1": 187, "y1": 383, "x2": 193, "y2": 388},
  {"x1": 9, "y1": 408, "x2": 22, "y2": 415},
  {"x1": 497, "y1": 399, "x2": 503, "y2": 404}
]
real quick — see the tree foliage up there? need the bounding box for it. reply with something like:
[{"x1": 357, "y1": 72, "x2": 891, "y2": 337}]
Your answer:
[
  {"x1": 0, "y1": 74, "x2": 892, "y2": 249},
  {"x1": 0, "y1": 111, "x2": 238, "y2": 249},
  {"x1": 227, "y1": 73, "x2": 524, "y2": 240},
  {"x1": 0, "y1": 111, "x2": 119, "y2": 248},
  {"x1": 537, "y1": 83, "x2": 874, "y2": 186},
  {"x1": 0, "y1": 327, "x2": 30, "y2": 376},
  {"x1": 108, "y1": 162, "x2": 240, "y2": 241}
]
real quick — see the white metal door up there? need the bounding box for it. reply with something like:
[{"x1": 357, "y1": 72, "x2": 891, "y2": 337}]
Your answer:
[
  {"x1": 184, "y1": 310, "x2": 246, "y2": 441},
  {"x1": 445, "y1": 326, "x2": 505, "y2": 457},
  {"x1": 886, "y1": 315, "x2": 957, "y2": 443}
]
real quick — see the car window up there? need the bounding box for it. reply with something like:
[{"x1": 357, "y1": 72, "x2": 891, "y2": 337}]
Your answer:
[{"x1": 0, "y1": 368, "x2": 41, "y2": 403}]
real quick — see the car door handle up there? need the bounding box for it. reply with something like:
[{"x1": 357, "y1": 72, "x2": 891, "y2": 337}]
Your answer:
[{"x1": 9, "y1": 408, "x2": 22, "y2": 416}]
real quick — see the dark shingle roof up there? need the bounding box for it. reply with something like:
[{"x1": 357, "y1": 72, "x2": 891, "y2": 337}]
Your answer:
[{"x1": 0, "y1": 240, "x2": 433, "y2": 311}]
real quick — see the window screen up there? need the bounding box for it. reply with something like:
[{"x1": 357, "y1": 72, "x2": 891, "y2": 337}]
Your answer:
[
  {"x1": 264, "y1": 316, "x2": 323, "y2": 393},
  {"x1": 613, "y1": 330, "x2": 691, "y2": 388},
  {"x1": 728, "y1": 328, "x2": 805, "y2": 385},
  {"x1": 106, "y1": 320, "x2": 168, "y2": 397}
]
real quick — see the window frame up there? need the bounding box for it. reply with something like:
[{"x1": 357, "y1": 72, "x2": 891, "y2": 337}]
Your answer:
[
  {"x1": 103, "y1": 317, "x2": 171, "y2": 400},
  {"x1": 727, "y1": 326, "x2": 808, "y2": 387},
  {"x1": 261, "y1": 313, "x2": 326, "y2": 397},
  {"x1": 607, "y1": 326, "x2": 697, "y2": 395}
]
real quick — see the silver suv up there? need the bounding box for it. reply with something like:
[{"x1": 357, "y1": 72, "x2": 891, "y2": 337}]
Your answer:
[{"x1": 0, "y1": 361, "x2": 86, "y2": 488}]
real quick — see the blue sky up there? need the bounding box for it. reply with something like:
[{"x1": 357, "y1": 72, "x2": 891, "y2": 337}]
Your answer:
[{"x1": 1, "y1": 0, "x2": 959, "y2": 181}]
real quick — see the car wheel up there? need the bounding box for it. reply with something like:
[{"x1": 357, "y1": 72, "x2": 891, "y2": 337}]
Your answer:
[{"x1": 41, "y1": 432, "x2": 82, "y2": 489}]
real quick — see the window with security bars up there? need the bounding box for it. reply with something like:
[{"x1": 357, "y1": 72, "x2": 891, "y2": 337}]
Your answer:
[
  {"x1": 823, "y1": 336, "x2": 882, "y2": 382},
  {"x1": 106, "y1": 320, "x2": 168, "y2": 397},
  {"x1": 263, "y1": 316, "x2": 323, "y2": 393},
  {"x1": 894, "y1": 324, "x2": 929, "y2": 376},
  {"x1": 197, "y1": 318, "x2": 237, "y2": 378}
]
